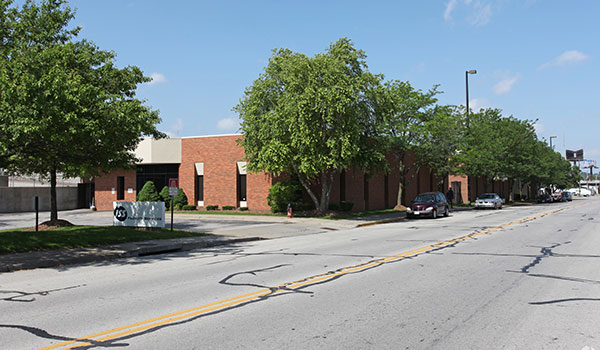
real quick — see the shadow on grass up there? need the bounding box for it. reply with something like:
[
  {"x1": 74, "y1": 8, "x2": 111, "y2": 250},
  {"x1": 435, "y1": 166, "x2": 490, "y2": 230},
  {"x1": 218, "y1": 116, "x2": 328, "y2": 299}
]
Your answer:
[{"x1": 0, "y1": 226, "x2": 210, "y2": 255}]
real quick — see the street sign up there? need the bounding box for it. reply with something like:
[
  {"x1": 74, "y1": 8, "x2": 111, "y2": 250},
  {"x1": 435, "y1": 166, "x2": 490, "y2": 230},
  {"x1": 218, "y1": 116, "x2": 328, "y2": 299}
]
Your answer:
[{"x1": 169, "y1": 178, "x2": 178, "y2": 196}]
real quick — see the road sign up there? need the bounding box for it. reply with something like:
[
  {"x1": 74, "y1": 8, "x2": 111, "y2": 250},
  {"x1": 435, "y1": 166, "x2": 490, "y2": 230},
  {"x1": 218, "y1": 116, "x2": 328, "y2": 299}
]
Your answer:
[{"x1": 169, "y1": 178, "x2": 178, "y2": 196}]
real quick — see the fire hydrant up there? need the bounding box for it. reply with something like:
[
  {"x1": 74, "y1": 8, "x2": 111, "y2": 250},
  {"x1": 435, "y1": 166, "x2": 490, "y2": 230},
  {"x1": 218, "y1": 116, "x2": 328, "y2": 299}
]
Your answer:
[{"x1": 287, "y1": 203, "x2": 293, "y2": 218}]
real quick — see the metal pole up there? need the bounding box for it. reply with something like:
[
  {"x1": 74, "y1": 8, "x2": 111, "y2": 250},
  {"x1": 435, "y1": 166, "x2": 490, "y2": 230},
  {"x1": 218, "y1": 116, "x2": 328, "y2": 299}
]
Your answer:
[
  {"x1": 465, "y1": 71, "x2": 471, "y2": 205},
  {"x1": 35, "y1": 196, "x2": 39, "y2": 232},
  {"x1": 171, "y1": 197, "x2": 174, "y2": 231},
  {"x1": 465, "y1": 71, "x2": 470, "y2": 128}
]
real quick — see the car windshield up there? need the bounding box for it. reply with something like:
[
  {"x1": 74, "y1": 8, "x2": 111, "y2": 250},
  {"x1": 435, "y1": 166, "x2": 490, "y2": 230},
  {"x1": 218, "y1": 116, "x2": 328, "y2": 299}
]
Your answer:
[
  {"x1": 478, "y1": 194, "x2": 496, "y2": 199},
  {"x1": 414, "y1": 194, "x2": 435, "y2": 202}
]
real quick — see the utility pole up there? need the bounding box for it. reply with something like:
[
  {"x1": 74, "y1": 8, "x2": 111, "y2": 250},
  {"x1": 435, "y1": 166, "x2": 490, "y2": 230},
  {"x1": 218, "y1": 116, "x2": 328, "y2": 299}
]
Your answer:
[{"x1": 465, "y1": 69, "x2": 477, "y2": 204}]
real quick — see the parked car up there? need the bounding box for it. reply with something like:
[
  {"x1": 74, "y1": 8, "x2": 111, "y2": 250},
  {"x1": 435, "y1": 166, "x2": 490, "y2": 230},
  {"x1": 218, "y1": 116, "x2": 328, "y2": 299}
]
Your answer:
[
  {"x1": 551, "y1": 191, "x2": 563, "y2": 202},
  {"x1": 474, "y1": 193, "x2": 503, "y2": 209},
  {"x1": 567, "y1": 187, "x2": 592, "y2": 197},
  {"x1": 561, "y1": 191, "x2": 573, "y2": 202},
  {"x1": 537, "y1": 192, "x2": 553, "y2": 203},
  {"x1": 406, "y1": 192, "x2": 449, "y2": 219}
]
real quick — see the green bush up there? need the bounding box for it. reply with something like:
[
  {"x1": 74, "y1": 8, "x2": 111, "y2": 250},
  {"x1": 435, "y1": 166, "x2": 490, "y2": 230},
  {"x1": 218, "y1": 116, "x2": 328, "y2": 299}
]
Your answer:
[
  {"x1": 174, "y1": 188, "x2": 188, "y2": 208},
  {"x1": 267, "y1": 178, "x2": 303, "y2": 213},
  {"x1": 182, "y1": 204, "x2": 196, "y2": 211},
  {"x1": 206, "y1": 205, "x2": 219, "y2": 211},
  {"x1": 159, "y1": 186, "x2": 171, "y2": 209},
  {"x1": 137, "y1": 181, "x2": 161, "y2": 202},
  {"x1": 340, "y1": 201, "x2": 354, "y2": 211},
  {"x1": 222, "y1": 205, "x2": 235, "y2": 211},
  {"x1": 328, "y1": 202, "x2": 341, "y2": 211},
  {"x1": 240, "y1": 207, "x2": 249, "y2": 211}
]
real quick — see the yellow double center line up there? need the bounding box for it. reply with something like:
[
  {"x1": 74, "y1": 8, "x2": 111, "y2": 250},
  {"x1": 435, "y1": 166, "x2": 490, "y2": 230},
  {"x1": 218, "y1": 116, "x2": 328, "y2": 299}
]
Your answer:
[{"x1": 39, "y1": 204, "x2": 578, "y2": 350}]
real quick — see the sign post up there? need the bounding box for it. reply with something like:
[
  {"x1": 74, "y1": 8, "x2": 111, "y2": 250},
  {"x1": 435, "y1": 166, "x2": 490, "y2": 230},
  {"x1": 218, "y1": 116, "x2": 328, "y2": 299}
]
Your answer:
[
  {"x1": 34, "y1": 196, "x2": 39, "y2": 232},
  {"x1": 169, "y1": 178, "x2": 178, "y2": 231}
]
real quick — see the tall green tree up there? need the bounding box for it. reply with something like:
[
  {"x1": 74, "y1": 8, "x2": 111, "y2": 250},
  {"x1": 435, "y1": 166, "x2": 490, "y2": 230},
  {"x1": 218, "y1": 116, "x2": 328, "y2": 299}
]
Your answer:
[
  {"x1": 236, "y1": 38, "x2": 387, "y2": 215},
  {"x1": 377, "y1": 80, "x2": 441, "y2": 206},
  {"x1": 0, "y1": 0, "x2": 163, "y2": 222},
  {"x1": 417, "y1": 105, "x2": 464, "y2": 188}
]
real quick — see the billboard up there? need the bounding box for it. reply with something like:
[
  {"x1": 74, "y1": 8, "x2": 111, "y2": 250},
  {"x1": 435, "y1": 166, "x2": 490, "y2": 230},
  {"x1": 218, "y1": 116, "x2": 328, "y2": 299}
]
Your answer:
[
  {"x1": 565, "y1": 149, "x2": 584, "y2": 161},
  {"x1": 113, "y1": 201, "x2": 165, "y2": 227}
]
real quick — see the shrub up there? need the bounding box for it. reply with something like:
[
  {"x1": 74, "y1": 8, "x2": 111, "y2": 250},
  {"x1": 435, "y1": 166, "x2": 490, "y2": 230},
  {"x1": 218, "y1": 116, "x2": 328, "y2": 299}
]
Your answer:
[
  {"x1": 137, "y1": 181, "x2": 161, "y2": 202},
  {"x1": 240, "y1": 207, "x2": 249, "y2": 211},
  {"x1": 159, "y1": 186, "x2": 171, "y2": 209},
  {"x1": 340, "y1": 201, "x2": 354, "y2": 211},
  {"x1": 328, "y1": 202, "x2": 341, "y2": 211},
  {"x1": 182, "y1": 204, "x2": 196, "y2": 211},
  {"x1": 174, "y1": 188, "x2": 188, "y2": 208},
  {"x1": 267, "y1": 178, "x2": 303, "y2": 213},
  {"x1": 222, "y1": 205, "x2": 235, "y2": 211},
  {"x1": 206, "y1": 205, "x2": 219, "y2": 211}
]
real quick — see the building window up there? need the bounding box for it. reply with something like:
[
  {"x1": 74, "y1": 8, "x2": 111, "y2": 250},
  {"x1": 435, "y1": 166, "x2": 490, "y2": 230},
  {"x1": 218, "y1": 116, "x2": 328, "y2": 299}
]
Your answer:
[
  {"x1": 135, "y1": 164, "x2": 179, "y2": 194},
  {"x1": 238, "y1": 174, "x2": 247, "y2": 202},
  {"x1": 196, "y1": 175, "x2": 204, "y2": 202},
  {"x1": 117, "y1": 176, "x2": 125, "y2": 200},
  {"x1": 237, "y1": 161, "x2": 247, "y2": 206}
]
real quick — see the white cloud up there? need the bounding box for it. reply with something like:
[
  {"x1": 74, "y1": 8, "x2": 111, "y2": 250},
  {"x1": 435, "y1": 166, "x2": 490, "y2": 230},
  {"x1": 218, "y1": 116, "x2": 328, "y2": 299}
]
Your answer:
[
  {"x1": 533, "y1": 122, "x2": 544, "y2": 135},
  {"x1": 469, "y1": 2, "x2": 492, "y2": 26},
  {"x1": 538, "y1": 50, "x2": 590, "y2": 70},
  {"x1": 216, "y1": 117, "x2": 239, "y2": 132},
  {"x1": 444, "y1": 0, "x2": 492, "y2": 26},
  {"x1": 493, "y1": 73, "x2": 520, "y2": 95},
  {"x1": 469, "y1": 98, "x2": 490, "y2": 112},
  {"x1": 444, "y1": 0, "x2": 458, "y2": 21},
  {"x1": 148, "y1": 72, "x2": 168, "y2": 85}
]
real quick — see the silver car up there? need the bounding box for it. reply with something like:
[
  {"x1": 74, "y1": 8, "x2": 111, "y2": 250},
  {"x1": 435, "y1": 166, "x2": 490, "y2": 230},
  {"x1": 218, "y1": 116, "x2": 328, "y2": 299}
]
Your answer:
[{"x1": 474, "y1": 193, "x2": 503, "y2": 209}]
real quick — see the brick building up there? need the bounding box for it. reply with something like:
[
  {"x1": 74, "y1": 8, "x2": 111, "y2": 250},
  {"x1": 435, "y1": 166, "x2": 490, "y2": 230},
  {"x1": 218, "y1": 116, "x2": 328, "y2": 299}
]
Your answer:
[{"x1": 94, "y1": 134, "x2": 512, "y2": 212}]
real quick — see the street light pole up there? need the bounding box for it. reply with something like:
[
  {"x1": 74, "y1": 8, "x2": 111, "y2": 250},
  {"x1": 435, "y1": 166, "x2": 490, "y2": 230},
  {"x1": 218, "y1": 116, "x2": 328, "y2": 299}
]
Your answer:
[
  {"x1": 549, "y1": 136, "x2": 557, "y2": 150},
  {"x1": 466, "y1": 69, "x2": 477, "y2": 204},
  {"x1": 465, "y1": 69, "x2": 477, "y2": 128}
]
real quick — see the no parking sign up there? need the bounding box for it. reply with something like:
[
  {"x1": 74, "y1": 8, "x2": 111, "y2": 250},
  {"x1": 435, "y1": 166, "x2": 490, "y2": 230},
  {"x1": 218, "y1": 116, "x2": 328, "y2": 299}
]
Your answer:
[{"x1": 169, "y1": 178, "x2": 178, "y2": 196}]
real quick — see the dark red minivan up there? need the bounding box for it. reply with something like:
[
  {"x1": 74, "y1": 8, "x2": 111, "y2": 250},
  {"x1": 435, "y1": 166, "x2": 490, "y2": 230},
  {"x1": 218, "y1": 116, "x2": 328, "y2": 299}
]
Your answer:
[{"x1": 406, "y1": 192, "x2": 450, "y2": 219}]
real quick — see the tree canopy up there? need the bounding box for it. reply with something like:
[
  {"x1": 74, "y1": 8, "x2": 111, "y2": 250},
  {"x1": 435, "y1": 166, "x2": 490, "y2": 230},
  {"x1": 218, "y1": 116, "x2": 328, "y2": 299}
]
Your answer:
[
  {"x1": 236, "y1": 38, "x2": 387, "y2": 214},
  {"x1": 238, "y1": 37, "x2": 580, "y2": 213},
  {"x1": 0, "y1": 0, "x2": 163, "y2": 221}
]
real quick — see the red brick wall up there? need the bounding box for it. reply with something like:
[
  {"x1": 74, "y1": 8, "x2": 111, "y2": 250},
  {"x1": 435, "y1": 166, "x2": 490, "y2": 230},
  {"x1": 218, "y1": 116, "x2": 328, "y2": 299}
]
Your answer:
[
  {"x1": 180, "y1": 136, "x2": 272, "y2": 211},
  {"x1": 94, "y1": 137, "x2": 482, "y2": 213},
  {"x1": 448, "y1": 174, "x2": 469, "y2": 204},
  {"x1": 94, "y1": 169, "x2": 137, "y2": 210}
]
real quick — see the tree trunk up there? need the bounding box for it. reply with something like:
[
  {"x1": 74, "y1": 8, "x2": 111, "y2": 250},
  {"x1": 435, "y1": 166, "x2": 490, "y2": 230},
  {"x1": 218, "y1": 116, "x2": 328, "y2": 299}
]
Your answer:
[
  {"x1": 318, "y1": 171, "x2": 335, "y2": 215},
  {"x1": 50, "y1": 167, "x2": 58, "y2": 222},
  {"x1": 295, "y1": 170, "x2": 335, "y2": 216},
  {"x1": 396, "y1": 162, "x2": 405, "y2": 207}
]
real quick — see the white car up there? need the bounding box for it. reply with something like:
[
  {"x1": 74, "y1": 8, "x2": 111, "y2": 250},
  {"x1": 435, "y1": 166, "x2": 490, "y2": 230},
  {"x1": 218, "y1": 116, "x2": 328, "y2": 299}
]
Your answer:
[
  {"x1": 568, "y1": 187, "x2": 592, "y2": 197},
  {"x1": 474, "y1": 193, "x2": 503, "y2": 209}
]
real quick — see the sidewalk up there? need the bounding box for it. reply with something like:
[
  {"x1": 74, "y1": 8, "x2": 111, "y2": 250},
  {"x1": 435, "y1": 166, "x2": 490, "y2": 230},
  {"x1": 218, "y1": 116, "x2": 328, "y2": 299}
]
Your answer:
[{"x1": 0, "y1": 206, "x2": 479, "y2": 273}]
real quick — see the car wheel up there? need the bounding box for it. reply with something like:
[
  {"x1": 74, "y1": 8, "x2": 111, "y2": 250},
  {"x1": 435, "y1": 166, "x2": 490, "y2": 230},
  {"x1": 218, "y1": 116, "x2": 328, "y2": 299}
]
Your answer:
[{"x1": 432, "y1": 209, "x2": 437, "y2": 219}]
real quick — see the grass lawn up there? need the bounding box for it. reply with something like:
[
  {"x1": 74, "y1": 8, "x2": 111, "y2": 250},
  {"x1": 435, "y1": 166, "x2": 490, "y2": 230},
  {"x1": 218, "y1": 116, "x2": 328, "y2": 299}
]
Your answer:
[{"x1": 0, "y1": 226, "x2": 209, "y2": 255}]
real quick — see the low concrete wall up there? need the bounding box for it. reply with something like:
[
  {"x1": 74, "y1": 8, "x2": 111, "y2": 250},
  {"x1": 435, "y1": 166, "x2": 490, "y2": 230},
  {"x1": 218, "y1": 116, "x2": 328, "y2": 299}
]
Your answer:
[{"x1": 0, "y1": 187, "x2": 79, "y2": 213}]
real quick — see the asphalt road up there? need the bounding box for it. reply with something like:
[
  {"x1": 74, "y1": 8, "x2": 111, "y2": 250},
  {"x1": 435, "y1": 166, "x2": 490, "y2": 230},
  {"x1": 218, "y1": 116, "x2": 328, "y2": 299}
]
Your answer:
[{"x1": 1, "y1": 198, "x2": 599, "y2": 349}]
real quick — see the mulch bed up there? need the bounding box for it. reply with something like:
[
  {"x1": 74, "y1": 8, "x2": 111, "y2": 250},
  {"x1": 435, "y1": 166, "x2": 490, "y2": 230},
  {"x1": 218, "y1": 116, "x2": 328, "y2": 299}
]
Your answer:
[{"x1": 23, "y1": 219, "x2": 74, "y2": 231}]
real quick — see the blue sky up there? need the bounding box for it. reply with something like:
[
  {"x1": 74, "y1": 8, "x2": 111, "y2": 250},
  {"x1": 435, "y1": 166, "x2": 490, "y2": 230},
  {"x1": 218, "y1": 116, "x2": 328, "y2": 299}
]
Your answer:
[{"x1": 66, "y1": 0, "x2": 599, "y2": 164}]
